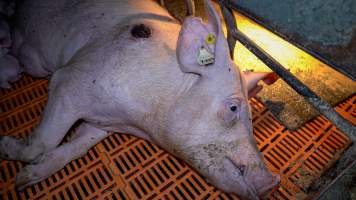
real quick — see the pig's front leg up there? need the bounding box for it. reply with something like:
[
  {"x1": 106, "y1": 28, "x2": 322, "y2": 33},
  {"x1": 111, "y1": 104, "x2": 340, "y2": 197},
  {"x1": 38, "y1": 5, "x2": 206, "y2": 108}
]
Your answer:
[
  {"x1": 15, "y1": 123, "x2": 111, "y2": 191},
  {"x1": 0, "y1": 71, "x2": 81, "y2": 162}
]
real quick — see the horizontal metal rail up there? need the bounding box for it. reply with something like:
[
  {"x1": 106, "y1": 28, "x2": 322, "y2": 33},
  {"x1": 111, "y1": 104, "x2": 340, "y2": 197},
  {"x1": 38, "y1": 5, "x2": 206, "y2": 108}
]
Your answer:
[{"x1": 218, "y1": 0, "x2": 356, "y2": 141}]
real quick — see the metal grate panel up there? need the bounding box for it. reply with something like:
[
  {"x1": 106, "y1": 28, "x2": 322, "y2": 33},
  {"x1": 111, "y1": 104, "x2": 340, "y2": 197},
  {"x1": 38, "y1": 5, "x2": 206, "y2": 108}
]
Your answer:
[{"x1": 0, "y1": 76, "x2": 353, "y2": 199}]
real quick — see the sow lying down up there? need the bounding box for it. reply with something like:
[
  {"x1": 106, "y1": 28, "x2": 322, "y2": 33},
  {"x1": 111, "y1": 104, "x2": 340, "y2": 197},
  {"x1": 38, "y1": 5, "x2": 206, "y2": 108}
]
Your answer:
[{"x1": 0, "y1": 0, "x2": 279, "y2": 199}]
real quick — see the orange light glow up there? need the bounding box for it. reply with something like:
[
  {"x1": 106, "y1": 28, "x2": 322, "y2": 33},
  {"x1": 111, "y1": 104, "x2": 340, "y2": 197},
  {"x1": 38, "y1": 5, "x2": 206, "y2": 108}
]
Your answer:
[{"x1": 229, "y1": 12, "x2": 325, "y2": 73}]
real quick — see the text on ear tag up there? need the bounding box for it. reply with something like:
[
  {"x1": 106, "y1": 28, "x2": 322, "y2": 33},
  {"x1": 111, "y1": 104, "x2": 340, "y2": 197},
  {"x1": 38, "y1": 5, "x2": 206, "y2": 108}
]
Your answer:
[{"x1": 197, "y1": 46, "x2": 215, "y2": 66}]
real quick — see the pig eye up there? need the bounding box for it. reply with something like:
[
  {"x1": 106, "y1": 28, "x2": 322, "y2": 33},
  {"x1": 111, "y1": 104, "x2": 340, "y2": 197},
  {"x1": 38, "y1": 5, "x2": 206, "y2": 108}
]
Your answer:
[
  {"x1": 227, "y1": 101, "x2": 240, "y2": 113},
  {"x1": 217, "y1": 99, "x2": 241, "y2": 125},
  {"x1": 230, "y1": 105, "x2": 237, "y2": 112}
]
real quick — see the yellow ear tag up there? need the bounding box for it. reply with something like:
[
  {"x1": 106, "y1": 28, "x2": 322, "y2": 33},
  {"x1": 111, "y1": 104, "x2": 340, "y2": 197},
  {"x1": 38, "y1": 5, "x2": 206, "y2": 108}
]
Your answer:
[{"x1": 205, "y1": 33, "x2": 216, "y2": 44}]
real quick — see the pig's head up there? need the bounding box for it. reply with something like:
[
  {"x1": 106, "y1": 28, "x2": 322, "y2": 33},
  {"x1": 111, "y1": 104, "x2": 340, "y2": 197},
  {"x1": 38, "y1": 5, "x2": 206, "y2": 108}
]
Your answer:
[{"x1": 163, "y1": 0, "x2": 279, "y2": 199}]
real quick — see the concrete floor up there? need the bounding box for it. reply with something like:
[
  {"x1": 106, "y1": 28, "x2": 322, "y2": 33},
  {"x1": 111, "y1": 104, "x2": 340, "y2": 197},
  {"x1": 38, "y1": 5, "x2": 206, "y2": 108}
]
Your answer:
[{"x1": 258, "y1": 63, "x2": 356, "y2": 130}]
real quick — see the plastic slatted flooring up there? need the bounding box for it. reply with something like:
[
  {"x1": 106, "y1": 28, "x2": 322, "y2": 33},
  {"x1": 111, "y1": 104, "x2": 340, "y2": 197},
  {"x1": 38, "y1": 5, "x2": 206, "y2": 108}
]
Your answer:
[{"x1": 0, "y1": 75, "x2": 354, "y2": 200}]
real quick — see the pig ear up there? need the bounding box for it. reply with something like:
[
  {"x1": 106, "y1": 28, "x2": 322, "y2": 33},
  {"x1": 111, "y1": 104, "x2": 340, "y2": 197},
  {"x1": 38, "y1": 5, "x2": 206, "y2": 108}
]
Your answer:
[
  {"x1": 205, "y1": 0, "x2": 222, "y2": 34},
  {"x1": 177, "y1": 0, "x2": 229, "y2": 76}
]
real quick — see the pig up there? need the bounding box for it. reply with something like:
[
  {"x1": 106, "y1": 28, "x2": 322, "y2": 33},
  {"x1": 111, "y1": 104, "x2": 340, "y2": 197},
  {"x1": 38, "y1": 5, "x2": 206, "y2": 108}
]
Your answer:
[{"x1": 0, "y1": 0, "x2": 279, "y2": 199}]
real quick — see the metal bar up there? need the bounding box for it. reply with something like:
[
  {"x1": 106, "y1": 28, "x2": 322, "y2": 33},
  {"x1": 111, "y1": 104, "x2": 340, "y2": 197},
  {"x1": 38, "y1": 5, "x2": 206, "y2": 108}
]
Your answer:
[
  {"x1": 218, "y1": 1, "x2": 356, "y2": 140},
  {"x1": 184, "y1": 0, "x2": 195, "y2": 16},
  {"x1": 218, "y1": 1, "x2": 236, "y2": 58},
  {"x1": 222, "y1": 0, "x2": 355, "y2": 81}
]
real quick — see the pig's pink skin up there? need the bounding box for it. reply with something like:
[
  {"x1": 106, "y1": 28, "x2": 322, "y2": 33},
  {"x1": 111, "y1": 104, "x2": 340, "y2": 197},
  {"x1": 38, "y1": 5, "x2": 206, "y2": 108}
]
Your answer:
[{"x1": 0, "y1": 0, "x2": 279, "y2": 198}]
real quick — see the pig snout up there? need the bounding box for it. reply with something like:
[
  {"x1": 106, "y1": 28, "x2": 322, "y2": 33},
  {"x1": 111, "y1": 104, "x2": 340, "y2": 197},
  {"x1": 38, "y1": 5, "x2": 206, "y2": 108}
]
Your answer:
[
  {"x1": 222, "y1": 156, "x2": 279, "y2": 199},
  {"x1": 226, "y1": 143, "x2": 280, "y2": 199},
  {"x1": 242, "y1": 160, "x2": 280, "y2": 196}
]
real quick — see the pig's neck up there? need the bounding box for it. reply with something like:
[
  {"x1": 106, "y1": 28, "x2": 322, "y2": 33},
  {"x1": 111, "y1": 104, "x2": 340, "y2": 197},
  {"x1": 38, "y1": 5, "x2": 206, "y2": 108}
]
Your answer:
[
  {"x1": 76, "y1": 17, "x2": 199, "y2": 143},
  {"x1": 58, "y1": 1, "x2": 200, "y2": 142},
  {"x1": 127, "y1": 44, "x2": 200, "y2": 143}
]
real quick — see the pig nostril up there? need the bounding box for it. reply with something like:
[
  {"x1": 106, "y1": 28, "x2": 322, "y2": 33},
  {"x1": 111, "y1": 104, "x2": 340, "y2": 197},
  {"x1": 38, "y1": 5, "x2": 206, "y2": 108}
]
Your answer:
[
  {"x1": 236, "y1": 164, "x2": 247, "y2": 176},
  {"x1": 226, "y1": 157, "x2": 247, "y2": 176}
]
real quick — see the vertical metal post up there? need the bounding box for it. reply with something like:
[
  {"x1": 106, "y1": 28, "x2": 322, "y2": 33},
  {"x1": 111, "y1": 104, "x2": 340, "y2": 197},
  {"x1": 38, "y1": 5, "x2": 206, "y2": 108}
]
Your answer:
[{"x1": 218, "y1": 1, "x2": 236, "y2": 58}]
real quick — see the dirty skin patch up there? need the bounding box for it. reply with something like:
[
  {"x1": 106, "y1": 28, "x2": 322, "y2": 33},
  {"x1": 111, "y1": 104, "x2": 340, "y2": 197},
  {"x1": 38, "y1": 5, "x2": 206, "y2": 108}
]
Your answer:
[
  {"x1": 130, "y1": 24, "x2": 151, "y2": 38},
  {"x1": 172, "y1": 140, "x2": 255, "y2": 176}
]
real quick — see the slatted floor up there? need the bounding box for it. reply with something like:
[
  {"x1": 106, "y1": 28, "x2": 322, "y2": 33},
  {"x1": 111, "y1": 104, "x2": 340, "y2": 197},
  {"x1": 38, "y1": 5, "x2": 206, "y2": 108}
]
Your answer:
[{"x1": 0, "y1": 75, "x2": 354, "y2": 199}]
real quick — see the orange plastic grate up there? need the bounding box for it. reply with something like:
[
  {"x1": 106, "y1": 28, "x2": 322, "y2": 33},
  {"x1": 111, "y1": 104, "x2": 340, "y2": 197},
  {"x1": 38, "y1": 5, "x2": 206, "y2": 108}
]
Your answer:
[{"x1": 0, "y1": 75, "x2": 354, "y2": 200}]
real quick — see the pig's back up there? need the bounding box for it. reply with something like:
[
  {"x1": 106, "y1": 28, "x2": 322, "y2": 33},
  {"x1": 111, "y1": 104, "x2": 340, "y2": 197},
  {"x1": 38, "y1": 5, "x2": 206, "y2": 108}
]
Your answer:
[{"x1": 13, "y1": 0, "x2": 173, "y2": 75}]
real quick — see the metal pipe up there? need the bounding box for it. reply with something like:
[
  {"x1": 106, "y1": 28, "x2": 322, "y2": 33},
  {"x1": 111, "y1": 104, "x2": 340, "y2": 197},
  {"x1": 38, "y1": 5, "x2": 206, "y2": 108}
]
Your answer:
[
  {"x1": 218, "y1": 1, "x2": 236, "y2": 58},
  {"x1": 218, "y1": 0, "x2": 356, "y2": 140},
  {"x1": 222, "y1": 0, "x2": 355, "y2": 81},
  {"x1": 185, "y1": 0, "x2": 195, "y2": 16}
]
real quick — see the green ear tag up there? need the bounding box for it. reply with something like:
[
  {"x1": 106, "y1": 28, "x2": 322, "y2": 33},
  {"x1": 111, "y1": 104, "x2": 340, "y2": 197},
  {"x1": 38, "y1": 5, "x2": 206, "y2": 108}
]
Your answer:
[
  {"x1": 197, "y1": 46, "x2": 215, "y2": 66},
  {"x1": 205, "y1": 33, "x2": 216, "y2": 44}
]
